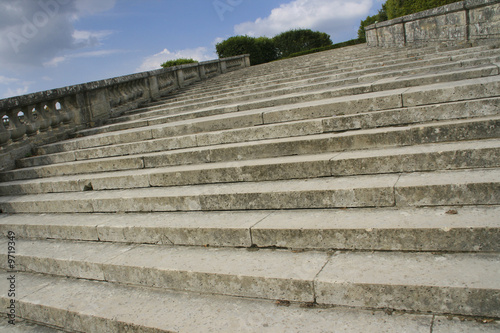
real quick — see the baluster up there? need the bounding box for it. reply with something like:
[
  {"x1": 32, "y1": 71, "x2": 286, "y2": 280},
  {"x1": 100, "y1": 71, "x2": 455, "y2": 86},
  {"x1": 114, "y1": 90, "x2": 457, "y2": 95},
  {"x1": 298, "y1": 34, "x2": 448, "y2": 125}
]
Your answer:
[
  {"x1": 135, "y1": 80, "x2": 144, "y2": 99},
  {"x1": 0, "y1": 113, "x2": 12, "y2": 145},
  {"x1": 125, "y1": 82, "x2": 134, "y2": 102},
  {"x1": 60, "y1": 97, "x2": 75, "y2": 124},
  {"x1": 22, "y1": 105, "x2": 40, "y2": 136},
  {"x1": 134, "y1": 80, "x2": 143, "y2": 99},
  {"x1": 109, "y1": 86, "x2": 118, "y2": 107},
  {"x1": 129, "y1": 81, "x2": 137, "y2": 100},
  {"x1": 36, "y1": 103, "x2": 51, "y2": 132},
  {"x1": 46, "y1": 100, "x2": 62, "y2": 128},
  {"x1": 116, "y1": 83, "x2": 126, "y2": 104},
  {"x1": 6, "y1": 109, "x2": 27, "y2": 141}
]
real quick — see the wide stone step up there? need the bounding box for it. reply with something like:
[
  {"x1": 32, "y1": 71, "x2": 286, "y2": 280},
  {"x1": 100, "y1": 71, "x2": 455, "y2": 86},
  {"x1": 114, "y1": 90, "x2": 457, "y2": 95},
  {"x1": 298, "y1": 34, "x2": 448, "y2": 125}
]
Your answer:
[
  {"x1": 156, "y1": 45, "x2": 498, "y2": 103},
  {"x1": 132, "y1": 44, "x2": 500, "y2": 107},
  {"x1": 4, "y1": 116, "x2": 499, "y2": 182},
  {"x1": 80, "y1": 55, "x2": 500, "y2": 138},
  {"x1": 25, "y1": 73, "x2": 500, "y2": 160},
  {"x1": 1, "y1": 239, "x2": 498, "y2": 317},
  {"x1": 71, "y1": 60, "x2": 500, "y2": 138},
  {"x1": 1, "y1": 206, "x2": 498, "y2": 252},
  {"x1": 24, "y1": 91, "x2": 500, "y2": 168},
  {"x1": 136, "y1": 53, "x2": 478, "y2": 110},
  {"x1": 0, "y1": 168, "x2": 498, "y2": 214},
  {"x1": 5, "y1": 272, "x2": 496, "y2": 333},
  {"x1": 3, "y1": 140, "x2": 499, "y2": 195},
  {"x1": 177, "y1": 50, "x2": 500, "y2": 103}
]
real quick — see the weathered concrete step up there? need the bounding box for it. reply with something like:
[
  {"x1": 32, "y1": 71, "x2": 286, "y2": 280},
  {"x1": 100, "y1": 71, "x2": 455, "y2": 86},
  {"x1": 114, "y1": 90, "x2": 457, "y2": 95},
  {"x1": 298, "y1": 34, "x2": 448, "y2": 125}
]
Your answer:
[
  {"x1": 5, "y1": 116, "x2": 499, "y2": 182},
  {"x1": 315, "y1": 251, "x2": 500, "y2": 317},
  {"x1": 165, "y1": 44, "x2": 498, "y2": 100},
  {"x1": 0, "y1": 168, "x2": 498, "y2": 213},
  {"x1": 27, "y1": 91, "x2": 499, "y2": 167},
  {"x1": 30, "y1": 75, "x2": 500, "y2": 159},
  {"x1": 1, "y1": 239, "x2": 498, "y2": 317},
  {"x1": 152, "y1": 43, "x2": 500, "y2": 100},
  {"x1": 5, "y1": 140, "x2": 500, "y2": 195},
  {"x1": 1, "y1": 206, "x2": 498, "y2": 252},
  {"x1": 101, "y1": 60, "x2": 499, "y2": 130},
  {"x1": 149, "y1": 57, "x2": 498, "y2": 117},
  {"x1": 28, "y1": 88, "x2": 412, "y2": 157},
  {"x1": 1, "y1": 239, "x2": 327, "y2": 303},
  {"x1": 6, "y1": 272, "x2": 495, "y2": 333},
  {"x1": 140, "y1": 54, "x2": 473, "y2": 108},
  {"x1": 79, "y1": 58, "x2": 500, "y2": 137},
  {"x1": 146, "y1": 60, "x2": 496, "y2": 120},
  {"x1": 172, "y1": 51, "x2": 500, "y2": 103}
]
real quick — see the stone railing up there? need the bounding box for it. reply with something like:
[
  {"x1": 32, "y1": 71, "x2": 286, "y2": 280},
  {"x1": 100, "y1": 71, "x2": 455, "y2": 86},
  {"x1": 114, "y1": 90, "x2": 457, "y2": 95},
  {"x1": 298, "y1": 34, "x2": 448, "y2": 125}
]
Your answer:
[
  {"x1": 0, "y1": 54, "x2": 250, "y2": 171},
  {"x1": 365, "y1": 0, "x2": 500, "y2": 48}
]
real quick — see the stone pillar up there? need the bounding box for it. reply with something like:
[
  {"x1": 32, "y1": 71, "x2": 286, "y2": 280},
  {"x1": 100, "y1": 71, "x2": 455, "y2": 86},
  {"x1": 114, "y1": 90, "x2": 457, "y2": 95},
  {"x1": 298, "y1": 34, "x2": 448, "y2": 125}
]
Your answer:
[{"x1": 177, "y1": 68, "x2": 185, "y2": 88}]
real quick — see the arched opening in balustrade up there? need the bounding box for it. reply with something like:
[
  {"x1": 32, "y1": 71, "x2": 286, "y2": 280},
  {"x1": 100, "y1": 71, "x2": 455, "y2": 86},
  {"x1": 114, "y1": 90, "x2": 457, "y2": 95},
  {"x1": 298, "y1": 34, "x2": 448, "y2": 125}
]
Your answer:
[
  {"x1": 17, "y1": 111, "x2": 25, "y2": 124},
  {"x1": 32, "y1": 107, "x2": 38, "y2": 120},
  {"x1": 2, "y1": 115, "x2": 10, "y2": 128}
]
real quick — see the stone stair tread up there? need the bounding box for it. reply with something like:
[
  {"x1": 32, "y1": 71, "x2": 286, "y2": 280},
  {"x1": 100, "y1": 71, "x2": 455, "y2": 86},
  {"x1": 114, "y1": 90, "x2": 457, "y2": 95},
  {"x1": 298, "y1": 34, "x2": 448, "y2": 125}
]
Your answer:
[
  {"x1": 3, "y1": 115, "x2": 498, "y2": 183},
  {"x1": 24, "y1": 95, "x2": 500, "y2": 169},
  {"x1": 1, "y1": 239, "x2": 498, "y2": 316},
  {"x1": 31, "y1": 74, "x2": 500, "y2": 157},
  {"x1": 4, "y1": 271, "x2": 482, "y2": 333},
  {"x1": 0, "y1": 168, "x2": 498, "y2": 213},
  {"x1": 66, "y1": 61, "x2": 500, "y2": 140},
  {"x1": 60, "y1": 77, "x2": 500, "y2": 158},
  {"x1": 0, "y1": 206, "x2": 498, "y2": 251},
  {"x1": 2, "y1": 139, "x2": 499, "y2": 195},
  {"x1": 315, "y1": 252, "x2": 500, "y2": 317},
  {"x1": 149, "y1": 45, "x2": 499, "y2": 102}
]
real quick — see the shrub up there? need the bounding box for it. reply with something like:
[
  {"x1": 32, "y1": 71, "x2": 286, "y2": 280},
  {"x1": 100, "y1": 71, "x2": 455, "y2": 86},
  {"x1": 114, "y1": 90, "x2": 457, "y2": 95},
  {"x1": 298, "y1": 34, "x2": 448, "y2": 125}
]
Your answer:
[
  {"x1": 216, "y1": 35, "x2": 276, "y2": 65},
  {"x1": 272, "y1": 29, "x2": 332, "y2": 58},
  {"x1": 161, "y1": 58, "x2": 198, "y2": 68},
  {"x1": 283, "y1": 38, "x2": 364, "y2": 59}
]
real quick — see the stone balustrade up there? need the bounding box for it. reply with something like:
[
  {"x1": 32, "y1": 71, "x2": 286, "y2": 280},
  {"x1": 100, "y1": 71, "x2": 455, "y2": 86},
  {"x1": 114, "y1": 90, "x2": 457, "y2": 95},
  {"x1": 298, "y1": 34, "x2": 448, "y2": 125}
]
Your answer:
[
  {"x1": 365, "y1": 0, "x2": 500, "y2": 48},
  {"x1": 0, "y1": 54, "x2": 250, "y2": 171}
]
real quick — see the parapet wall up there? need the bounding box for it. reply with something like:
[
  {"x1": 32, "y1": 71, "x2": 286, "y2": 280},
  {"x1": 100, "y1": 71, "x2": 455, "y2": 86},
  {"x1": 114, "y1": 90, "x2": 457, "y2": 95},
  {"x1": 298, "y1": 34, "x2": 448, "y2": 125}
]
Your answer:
[
  {"x1": 0, "y1": 54, "x2": 250, "y2": 171},
  {"x1": 365, "y1": 0, "x2": 500, "y2": 48}
]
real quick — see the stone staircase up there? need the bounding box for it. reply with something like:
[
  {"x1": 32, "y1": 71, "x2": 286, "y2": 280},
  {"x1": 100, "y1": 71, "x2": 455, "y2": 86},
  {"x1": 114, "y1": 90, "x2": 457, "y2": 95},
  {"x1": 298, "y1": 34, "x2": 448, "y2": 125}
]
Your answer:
[{"x1": 1, "y1": 42, "x2": 500, "y2": 332}]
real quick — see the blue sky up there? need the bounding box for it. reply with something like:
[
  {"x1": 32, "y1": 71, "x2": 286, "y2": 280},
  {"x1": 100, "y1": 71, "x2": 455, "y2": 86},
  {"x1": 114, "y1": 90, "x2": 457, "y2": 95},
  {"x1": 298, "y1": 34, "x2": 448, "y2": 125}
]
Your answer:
[{"x1": 0, "y1": 0, "x2": 384, "y2": 99}]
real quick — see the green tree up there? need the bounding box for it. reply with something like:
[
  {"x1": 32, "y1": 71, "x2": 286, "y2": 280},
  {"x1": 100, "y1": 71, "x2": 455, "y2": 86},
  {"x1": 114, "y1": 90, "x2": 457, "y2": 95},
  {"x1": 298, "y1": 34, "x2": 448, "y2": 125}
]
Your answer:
[
  {"x1": 216, "y1": 35, "x2": 276, "y2": 66},
  {"x1": 272, "y1": 29, "x2": 332, "y2": 58},
  {"x1": 358, "y1": 4, "x2": 388, "y2": 42},
  {"x1": 255, "y1": 37, "x2": 278, "y2": 63}
]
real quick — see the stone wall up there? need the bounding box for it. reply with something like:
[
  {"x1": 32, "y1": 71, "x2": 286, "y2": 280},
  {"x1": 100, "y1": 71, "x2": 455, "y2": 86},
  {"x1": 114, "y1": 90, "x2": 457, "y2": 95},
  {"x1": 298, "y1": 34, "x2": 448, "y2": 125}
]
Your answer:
[
  {"x1": 0, "y1": 54, "x2": 250, "y2": 171},
  {"x1": 366, "y1": 0, "x2": 500, "y2": 48}
]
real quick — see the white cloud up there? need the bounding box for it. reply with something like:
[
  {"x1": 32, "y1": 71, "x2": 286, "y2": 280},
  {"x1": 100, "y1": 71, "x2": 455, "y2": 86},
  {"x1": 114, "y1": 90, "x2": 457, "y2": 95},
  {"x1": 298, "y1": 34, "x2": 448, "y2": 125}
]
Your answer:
[
  {"x1": 4, "y1": 86, "x2": 30, "y2": 98},
  {"x1": 0, "y1": 74, "x2": 34, "y2": 98},
  {"x1": 234, "y1": 0, "x2": 372, "y2": 39},
  {"x1": 0, "y1": 0, "x2": 117, "y2": 67},
  {"x1": 136, "y1": 47, "x2": 216, "y2": 72},
  {"x1": 72, "y1": 29, "x2": 114, "y2": 48},
  {"x1": 43, "y1": 49, "x2": 125, "y2": 67},
  {"x1": 0, "y1": 76, "x2": 20, "y2": 85}
]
